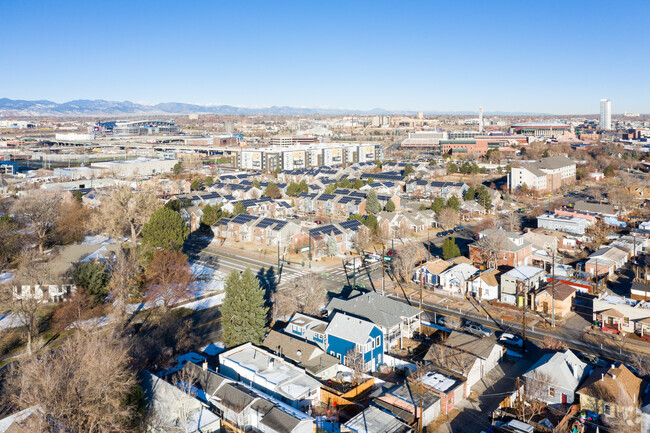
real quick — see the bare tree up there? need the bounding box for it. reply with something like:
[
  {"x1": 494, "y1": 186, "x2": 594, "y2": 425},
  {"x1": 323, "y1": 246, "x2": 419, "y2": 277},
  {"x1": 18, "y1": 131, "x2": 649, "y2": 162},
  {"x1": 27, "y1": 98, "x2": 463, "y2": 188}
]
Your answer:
[
  {"x1": 271, "y1": 273, "x2": 327, "y2": 321},
  {"x1": 93, "y1": 185, "x2": 159, "y2": 248},
  {"x1": 345, "y1": 346, "x2": 367, "y2": 385},
  {"x1": 472, "y1": 232, "x2": 505, "y2": 268},
  {"x1": 145, "y1": 251, "x2": 196, "y2": 313},
  {"x1": 0, "y1": 252, "x2": 61, "y2": 355},
  {"x1": 520, "y1": 371, "x2": 550, "y2": 423},
  {"x1": 11, "y1": 191, "x2": 62, "y2": 254},
  {"x1": 540, "y1": 336, "x2": 567, "y2": 351},
  {"x1": 425, "y1": 342, "x2": 474, "y2": 377},
  {"x1": 445, "y1": 315, "x2": 463, "y2": 331},
  {"x1": 55, "y1": 198, "x2": 91, "y2": 245},
  {"x1": 498, "y1": 212, "x2": 522, "y2": 232},
  {"x1": 3, "y1": 331, "x2": 137, "y2": 432},
  {"x1": 107, "y1": 248, "x2": 142, "y2": 321},
  {"x1": 438, "y1": 208, "x2": 459, "y2": 230},
  {"x1": 392, "y1": 245, "x2": 423, "y2": 282}
]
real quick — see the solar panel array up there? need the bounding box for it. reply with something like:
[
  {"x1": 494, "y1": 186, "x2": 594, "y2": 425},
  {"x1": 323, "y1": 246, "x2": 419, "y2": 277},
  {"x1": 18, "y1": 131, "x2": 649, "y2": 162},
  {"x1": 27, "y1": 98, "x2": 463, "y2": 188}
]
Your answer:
[
  {"x1": 317, "y1": 194, "x2": 336, "y2": 201},
  {"x1": 310, "y1": 224, "x2": 342, "y2": 236},
  {"x1": 334, "y1": 189, "x2": 351, "y2": 195},
  {"x1": 231, "y1": 213, "x2": 257, "y2": 224},
  {"x1": 361, "y1": 173, "x2": 405, "y2": 181},
  {"x1": 339, "y1": 219, "x2": 362, "y2": 230},
  {"x1": 349, "y1": 191, "x2": 366, "y2": 198}
]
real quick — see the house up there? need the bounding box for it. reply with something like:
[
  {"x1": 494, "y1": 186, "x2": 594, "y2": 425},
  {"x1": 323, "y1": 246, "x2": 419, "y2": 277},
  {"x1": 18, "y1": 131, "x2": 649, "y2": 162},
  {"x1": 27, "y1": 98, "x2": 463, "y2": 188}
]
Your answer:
[
  {"x1": 537, "y1": 213, "x2": 589, "y2": 235},
  {"x1": 437, "y1": 263, "x2": 479, "y2": 295},
  {"x1": 180, "y1": 205, "x2": 203, "y2": 232},
  {"x1": 534, "y1": 281, "x2": 577, "y2": 317},
  {"x1": 469, "y1": 229, "x2": 533, "y2": 268},
  {"x1": 0, "y1": 406, "x2": 45, "y2": 432},
  {"x1": 262, "y1": 330, "x2": 340, "y2": 379},
  {"x1": 420, "y1": 369, "x2": 466, "y2": 415},
  {"x1": 574, "y1": 200, "x2": 616, "y2": 218},
  {"x1": 499, "y1": 265, "x2": 546, "y2": 306},
  {"x1": 585, "y1": 246, "x2": 629, "y2": 277},
  {"x1": 343, "y1": 405, "x2": 413, "y2": 433},
  {"x1": 374, "y1": 381, "x2": 441, "y2": 427},
  {"x1": 218, "y1": 343, "x2": 322, "y2": 410},
  {"x1": 324, "y1": 313, "x2": 384, "y2": 372},
  {"x1": 523, "y1": 350, "x2": 590, "y2": 405},
  {"x1": 460, "y1": 200, "x2": 486, "y2": 219},
  {"x1": 413, "y1": 259, "x2": 452, "y2": 287},
  {"x1": 140, "y1": 371, "x2": 221, "y2": 433},
  {"x1": 467, "y1": 269, "x2": 500, "y2": 300},
  {"x1": 576, "y1": 364, "x2": 645, "y2": 424},
  {"x1": 325, "y1": 291, "x2": 421, "y2": 350},
  {"x1": 592, "y1": 294, "x2": 650, "y2": 336},
  {"x1": 426, "y1": 331, "x2": 505, "y2": 393}
]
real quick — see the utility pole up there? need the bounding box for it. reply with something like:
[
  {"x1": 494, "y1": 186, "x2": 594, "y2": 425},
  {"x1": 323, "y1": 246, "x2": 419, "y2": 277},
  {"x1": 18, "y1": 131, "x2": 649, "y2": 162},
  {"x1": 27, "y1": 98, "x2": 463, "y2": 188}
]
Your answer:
[
  {"x1": 427, "y1": 229, "x2": 431, "y2": 261},
  {"x1": 645, "y1": 267, "x2": 648, "y2": 302},
  {"x1": 382, "y1": 245, "x2": 385, "y2": 296},
  {"x1": 518, "y1": 280, "x2": 527, "y2": 351},
  {"x1": 517, "y1": 376, "x2": 523, "y2": 421},
  {"x1": 551, "y1": 249, "x2": 556, "y2": 328},
  {"x1": 419, "y1": 270, "x2": 424, "y2": 334}
]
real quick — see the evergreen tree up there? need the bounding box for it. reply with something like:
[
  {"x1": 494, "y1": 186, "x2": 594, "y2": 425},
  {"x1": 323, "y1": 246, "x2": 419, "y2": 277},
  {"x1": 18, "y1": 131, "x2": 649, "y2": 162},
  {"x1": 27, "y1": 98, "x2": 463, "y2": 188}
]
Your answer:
[
  {"x1": 141, "y1": 207, "x2": 188, "y2": 252},
  {"x1": 352, "y1": 179, "x2": 364, "y2": 189},
  {"x1": 604, "y1": 166, "x2": 615, "y2": 177},
  {"x1": 385, "y1": 200, "x2": 396, "y2": 212},
  {"x1": 365, "y1": 177, "x2": 374, "y2": 184},
  {"x1": 418, "y1": 204, "x2": 427, "y2": 211},
  {"x1": 339, "y1": 178, "x2": 352, "y2": 189},
  {"x1": 442, "y1": 237, "x2": 461, "y2": 260},
  {"x1": 446, "y1": 196, "x2": 461, "y2": 211},
  {"x1": 201, "y1": 204, "x2": 222, "y2": 226},
  {"x1": 204, "y1": 176, "x2": 214, "y2": 186},
  {"x1": 447, "y1": 163, "x2": 458, "y2": 174},
  {"x1": 327, "y1": 235, "x2": 338, "y2": 257},
  {"x1": 298, "y1": 180, "x2": 309, "y2": 193},
  {"x1": 221, "y1": 268, "x2": 268, "y2": 347},
  {"x1": 403, "y1": 163, "x2": 414, "y2": 176},
  {"x1": 190, "y1": 179, "x2": 202, "y2": 191},
  {"x1": 72, "y1": 261, "x2": 109, "y2": 305},
  {"x1": 366, "y1": 189, "x2": 381, "y2": 214},
  {"x1": 431, "y1": 198, "x2": 445, "y2": 214},
  {"x1": 72, "y1": 190, "x2": 84, "y2": 203},
  {"x1": 464, "y1": 186, "x2": 476, "y2": 201},
  {"x1": 233, "y1": 201, "x2": 247, "y2": 215},
  {"x1": 172, "y1": 163, "x2": 182, "y2": 175},
  {"x1": 477, "y1": 188, "x2": 492, "y2": 210},
  {"x1": 252, "y1": 179, "x2": 262, "y2": 189},
  {"x1": 286, "y1": 182, "x2": 301, "y2": 197},
  {"x1": 324, "y1": 183, "x2": 337, "y2": 194},
  {"x1": 363, "y1": 214, "x2": 378, "y2": 231}
]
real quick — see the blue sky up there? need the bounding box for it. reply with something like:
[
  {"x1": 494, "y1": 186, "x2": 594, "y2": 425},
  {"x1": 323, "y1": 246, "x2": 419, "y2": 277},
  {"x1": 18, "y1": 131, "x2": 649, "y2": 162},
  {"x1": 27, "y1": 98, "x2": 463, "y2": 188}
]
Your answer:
[{"x1": 2, "y1": 0, "x2": 648, "y2": 113}]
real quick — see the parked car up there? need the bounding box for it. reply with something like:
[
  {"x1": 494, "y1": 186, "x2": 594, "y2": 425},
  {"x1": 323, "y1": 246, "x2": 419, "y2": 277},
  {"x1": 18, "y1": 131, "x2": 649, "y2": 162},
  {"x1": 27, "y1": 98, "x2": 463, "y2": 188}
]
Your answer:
[
  {"x1": 463, "y1": 321, "x2": 492, "y2": 338},
  {"x1": 453, "y1": 226, "x2": 463, "y2": 232},
  {"x1": 499, "y1": 333, "x2": 523, "y2": 348},
  {"x1": 576, "y1": 351, "x2": 607, "y2": 368},
  {"x1": 364, "y1": 254, "x2": 381, "y2": 264}
]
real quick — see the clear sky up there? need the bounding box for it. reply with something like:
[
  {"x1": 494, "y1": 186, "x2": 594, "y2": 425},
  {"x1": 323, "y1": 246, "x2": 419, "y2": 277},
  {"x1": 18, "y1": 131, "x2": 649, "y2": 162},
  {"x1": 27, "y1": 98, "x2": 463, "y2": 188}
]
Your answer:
[{"x1": 2, "y1": 0, "x2": 648, "y2": 114}]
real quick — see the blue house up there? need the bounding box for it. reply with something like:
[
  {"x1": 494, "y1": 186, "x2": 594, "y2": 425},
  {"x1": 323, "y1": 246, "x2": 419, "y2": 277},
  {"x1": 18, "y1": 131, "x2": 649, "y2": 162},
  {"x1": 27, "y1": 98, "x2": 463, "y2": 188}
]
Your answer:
[
  {"x1": 285, "y1": 313, "x2": 328, "y2": 348},
  {"x1": 413, "y1": 259, "x2": 453, "y2": 287},
  {"x1": 325, "y1": 313, "x2": 383, "y2": 372}
]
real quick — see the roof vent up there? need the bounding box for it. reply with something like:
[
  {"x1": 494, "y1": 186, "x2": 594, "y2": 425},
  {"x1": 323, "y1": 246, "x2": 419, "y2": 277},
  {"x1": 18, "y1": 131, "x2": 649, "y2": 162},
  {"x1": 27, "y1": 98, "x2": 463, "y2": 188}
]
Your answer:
[{"x1": 297, "y1": 350, "x2": 302, "y2": 357}]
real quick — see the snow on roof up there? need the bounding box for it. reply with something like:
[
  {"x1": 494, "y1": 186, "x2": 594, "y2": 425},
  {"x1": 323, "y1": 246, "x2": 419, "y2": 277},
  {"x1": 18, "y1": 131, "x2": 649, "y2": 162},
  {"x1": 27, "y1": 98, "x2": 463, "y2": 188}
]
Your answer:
[{"x1": 421, "y1": 371, "x2": 459, "y2": 393}]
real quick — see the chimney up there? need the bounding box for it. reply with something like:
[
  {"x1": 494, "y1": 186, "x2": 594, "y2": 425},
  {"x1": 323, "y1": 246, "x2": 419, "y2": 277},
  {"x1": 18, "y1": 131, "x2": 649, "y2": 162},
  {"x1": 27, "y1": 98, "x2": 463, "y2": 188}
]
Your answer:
[
  {"x1": 601, "y1": 373, "x2": 604, "y2": 382},
  {"x1": 202, "y1": 360, "x2": 208, "y2": 372},
  {"x1": 268, "y1": 358, "x2": 275, "y2": 369}
]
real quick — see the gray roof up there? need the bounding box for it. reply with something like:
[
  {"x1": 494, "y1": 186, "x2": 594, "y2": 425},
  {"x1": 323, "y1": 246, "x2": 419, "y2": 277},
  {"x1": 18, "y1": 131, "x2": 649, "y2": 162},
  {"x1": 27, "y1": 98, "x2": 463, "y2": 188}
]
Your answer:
[
  {"x1": 214, "y1": 383, "x2": 257, "y2": 413},
  {"x1": 524, "y1": 350, "x2": 589, "y2": 391},
  {"x1": 326, "y1": 291, "x2": 420, "y2": 330},
  {"x1": 574, "y1": 200, "x2": 615, "y2": 215},
  {"x1": 443, "y1": 331, "x2": 500, "y2": 360},
  {"x1": 344, "y1": 406, "x2": 413, "y2": 433},
  {"x1": 180, "y1": 361, "x2": 226, "y2": 397},
  {"x1": 326, "y1": 313, "x2": 377, "y2": 345},
  {"x1": 262, "y1": 330, "x2": 339, "y2": 375},
  {"x1": 535, "y1": 155, "x2": 575, "y2": 170},
  {"x1": 260, "y1": 407, "x2": 303, "y2": 432}
]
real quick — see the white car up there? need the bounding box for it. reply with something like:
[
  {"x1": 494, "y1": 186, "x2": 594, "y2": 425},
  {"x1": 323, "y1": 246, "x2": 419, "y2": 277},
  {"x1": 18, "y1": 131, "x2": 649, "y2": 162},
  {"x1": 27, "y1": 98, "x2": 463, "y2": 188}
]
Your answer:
[{"x1": 499, "y1": 333, "x2": 523, "y2": 348}]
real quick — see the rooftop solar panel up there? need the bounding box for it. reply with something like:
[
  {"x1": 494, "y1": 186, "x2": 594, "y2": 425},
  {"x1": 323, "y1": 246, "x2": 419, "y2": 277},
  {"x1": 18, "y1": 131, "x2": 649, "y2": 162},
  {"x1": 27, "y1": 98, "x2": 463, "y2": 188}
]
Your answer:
[{"x1": 339, "y1": 220, "x2": 362, "y2": 230}]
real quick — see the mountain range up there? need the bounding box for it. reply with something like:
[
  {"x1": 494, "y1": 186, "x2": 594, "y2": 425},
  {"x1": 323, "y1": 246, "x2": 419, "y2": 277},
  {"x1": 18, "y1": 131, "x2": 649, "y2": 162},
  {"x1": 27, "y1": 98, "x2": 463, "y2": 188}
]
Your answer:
[{"x1": 0, "y1": 98, "x2": 545, "y2": 117}]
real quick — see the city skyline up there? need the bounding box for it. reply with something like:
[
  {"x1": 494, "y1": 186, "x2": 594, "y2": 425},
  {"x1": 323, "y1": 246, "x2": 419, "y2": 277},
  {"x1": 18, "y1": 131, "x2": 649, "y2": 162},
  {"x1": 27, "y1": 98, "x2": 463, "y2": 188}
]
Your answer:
[{"x1": 1, "y1": 0, "x2": 649, "y2": 114}]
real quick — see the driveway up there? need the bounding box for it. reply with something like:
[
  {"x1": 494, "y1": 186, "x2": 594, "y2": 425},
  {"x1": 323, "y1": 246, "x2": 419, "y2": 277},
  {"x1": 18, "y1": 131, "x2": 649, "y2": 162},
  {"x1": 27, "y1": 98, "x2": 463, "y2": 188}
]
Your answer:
[{"x1": 431, "y1": 358, "x2": 532, "y2": 433}]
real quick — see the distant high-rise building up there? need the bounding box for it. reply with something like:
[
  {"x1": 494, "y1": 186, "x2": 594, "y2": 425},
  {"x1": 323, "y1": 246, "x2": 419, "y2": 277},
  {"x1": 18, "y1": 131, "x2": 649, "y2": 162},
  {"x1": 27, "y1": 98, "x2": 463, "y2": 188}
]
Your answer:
[
  {"x1": 600, "y1": 99, "x2": 611, "y2": 130},
  {"x1": 478, "y1": 107, "x2": 483, "y2": 133},
  {"x1": 417, "y1": 111, "x2": 424, "y2": 119}
]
